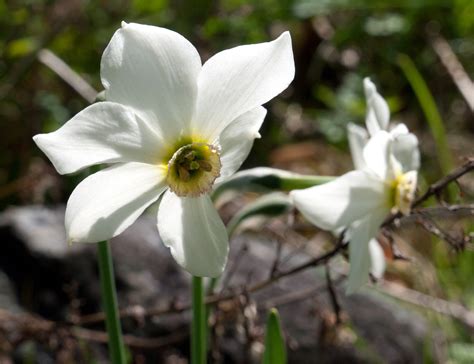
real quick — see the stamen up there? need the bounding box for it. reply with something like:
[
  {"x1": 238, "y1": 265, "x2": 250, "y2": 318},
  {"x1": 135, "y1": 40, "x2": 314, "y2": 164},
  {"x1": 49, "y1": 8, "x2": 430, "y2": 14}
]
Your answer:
[
  {"x1": 166, "y1": 143, "x2": 221, "y2": 197},
  {"x1": 198, "y1": 160, "x2": 212, "y2": 172},
  {"x1": 189, "y1": 161, "x2": 200, "y2": 170},
  {"x1": 178, "y1": 166, "x2": 190, "y2": 181},
  {"x1": 391, "y1": 171, "x2": 417, "y2": 215}
]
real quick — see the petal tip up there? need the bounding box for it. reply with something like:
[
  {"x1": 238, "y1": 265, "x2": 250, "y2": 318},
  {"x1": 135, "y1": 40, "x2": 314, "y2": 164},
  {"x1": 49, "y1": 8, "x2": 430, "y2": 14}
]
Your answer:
[
  {"x1": 279, "y1": 30, "x2": 292, "y2": 41},
  {"x1": 364, "y1": 77, "x2": 376, "y2": 96},
  {"x1": 288, "y1": 189, "x2": 300, "y2": 204},
  {"x1": 121, "y1": 20, "x2": 128, "y2": 28},
  {"x1": 32, "y1": 133, "x2": 42, "y2": 146},
  {"x1": 274, "y1": 31, "x2": 293, "y2": 54}
]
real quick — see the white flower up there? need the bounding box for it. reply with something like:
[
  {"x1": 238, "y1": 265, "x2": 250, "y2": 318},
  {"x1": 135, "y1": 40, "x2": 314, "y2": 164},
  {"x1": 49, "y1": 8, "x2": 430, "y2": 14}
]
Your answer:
[
  {"x1": 290, "y1": 131, "x2": 418, "y2": 293},
  {"x1": 33, "y1": 23, "x2": 295, "y2": 277},
  {"x1": 348, "y1": 77, "x2": 420, "y2": 173},
  {"x1": 347, "y1": 77, "x2": 420, "y2": 283}
]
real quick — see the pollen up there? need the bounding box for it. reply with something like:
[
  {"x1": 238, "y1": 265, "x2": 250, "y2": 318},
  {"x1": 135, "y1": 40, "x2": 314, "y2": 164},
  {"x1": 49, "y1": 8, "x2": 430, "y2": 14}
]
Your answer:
[
  {"x1": 166, "y1": 143, "x2": 221, "y2": 197},
  {"x1": 391, "y1": 170, "x2": 417, "y2": 215}
]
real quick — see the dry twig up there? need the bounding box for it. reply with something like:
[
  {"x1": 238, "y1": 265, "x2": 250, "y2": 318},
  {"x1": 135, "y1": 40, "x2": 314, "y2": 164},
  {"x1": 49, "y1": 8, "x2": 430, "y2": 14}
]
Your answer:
[
  {"x1": 384, "y1": 158, "x2": 474, "y2": 227},
  {"x1": 325, "y1": 264, "x2": 342, "y2": 324},
  {"x1": 380, "y1": 281, "x2": 474, "y2": 331},
  {"x1": 37, "y1": 49, "x2": 98, "y2": 103},
  {"x1": 431, "y1": 35, "x2": 474, "y2": 111}
]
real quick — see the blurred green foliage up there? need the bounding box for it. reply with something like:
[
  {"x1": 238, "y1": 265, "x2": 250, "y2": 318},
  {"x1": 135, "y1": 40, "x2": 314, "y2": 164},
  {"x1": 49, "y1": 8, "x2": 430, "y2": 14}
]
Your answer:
[{"x1": 0, "y1": 0, "x2": 473, "y2": 361}]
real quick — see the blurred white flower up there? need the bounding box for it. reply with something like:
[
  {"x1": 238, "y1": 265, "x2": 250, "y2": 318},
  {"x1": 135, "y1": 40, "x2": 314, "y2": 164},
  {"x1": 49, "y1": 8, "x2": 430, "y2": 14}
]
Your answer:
[
  {"x1": 291, "y1": 131, "x2": 418, "y2": 293},
  {"x1": 34, "y1": 22, "x2": 295, "y2": 277},
  {"x1": 347, "y1": 77, "x2": 420, "y2": 283},
  {"x1": 348, "y1": 77, "x2": 420, "y2": 173}
]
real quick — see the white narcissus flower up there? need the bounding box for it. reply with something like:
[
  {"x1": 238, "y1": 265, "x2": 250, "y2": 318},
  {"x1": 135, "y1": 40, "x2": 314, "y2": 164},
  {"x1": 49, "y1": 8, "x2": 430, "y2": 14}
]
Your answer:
[
  {"x1": 290, "y1": 131, "x2": 418, "y2": 293},
  {"x1": 33, "y1": 23, "x2": 295, "y2": 277},
  {"x1": 347, "y1": 77, "x2": 420, "y2": 281},
  {"x1": 348, "y1": 77, "x2": 420, "y2": 173}
]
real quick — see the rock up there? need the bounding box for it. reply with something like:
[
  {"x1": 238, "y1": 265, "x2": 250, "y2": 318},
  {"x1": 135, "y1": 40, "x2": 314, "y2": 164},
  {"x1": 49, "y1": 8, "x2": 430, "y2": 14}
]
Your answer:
[
  {"x1": 0, "y1": 205, "x2": 190, "y2": 322},
  {"x1": 0, "y1": 206, "x2": 98, "y2": 319},
  {"x1": 344, "y1": 292, "x2": 428, "y2": 364}
]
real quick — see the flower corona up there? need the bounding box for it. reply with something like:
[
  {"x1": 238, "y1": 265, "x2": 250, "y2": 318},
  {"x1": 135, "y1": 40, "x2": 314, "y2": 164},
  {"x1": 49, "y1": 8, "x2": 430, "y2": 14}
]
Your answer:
[{"x1": 166, "y1": 142, "x2": 221, "y2": 197}]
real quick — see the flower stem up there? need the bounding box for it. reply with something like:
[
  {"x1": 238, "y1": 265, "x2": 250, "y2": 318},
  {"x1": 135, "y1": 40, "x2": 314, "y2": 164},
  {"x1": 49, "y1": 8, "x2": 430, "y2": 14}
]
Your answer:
[
  {"x1": 97, "y1": 240, "x2": 126, "y2": 364},
  {"x1": 192, "y1": 276, "x2": 206, "y2": 364}
]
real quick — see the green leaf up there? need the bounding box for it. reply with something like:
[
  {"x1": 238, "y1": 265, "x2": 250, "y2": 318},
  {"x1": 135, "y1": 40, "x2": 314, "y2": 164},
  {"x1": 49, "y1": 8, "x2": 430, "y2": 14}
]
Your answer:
[
  {"x1": 226, "y1": 192, "x2": 292, "y2": 235},
  {"x1": 397, "y1": 53, "x2": 456, "y2": 202},
  {"x1": 263, "y1": 308, "x2": 287, "y2": 364},
  {"x1": 212, "y1": 167, "x2": 333, "y2": 201}
]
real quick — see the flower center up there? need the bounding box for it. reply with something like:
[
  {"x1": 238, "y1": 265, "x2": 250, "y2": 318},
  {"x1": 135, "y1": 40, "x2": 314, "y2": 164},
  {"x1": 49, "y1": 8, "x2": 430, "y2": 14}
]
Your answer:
[
  {"x1": 166, "y1": 143, "x2": 221, "y2": 197},
  {"x1": 391, "y1": 170, "x2": 417, "y2": 215}
]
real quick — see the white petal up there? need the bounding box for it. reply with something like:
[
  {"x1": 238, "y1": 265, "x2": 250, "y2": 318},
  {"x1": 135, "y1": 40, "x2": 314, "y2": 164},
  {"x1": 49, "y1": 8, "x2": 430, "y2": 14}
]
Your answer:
[
  {"x1": 346, "y1": 210, "x2": 387, "y2": 294},
  {"x1": 365, "y1": 109, "x2": 381, "y2": 136},
  {"x1": 33, "y1": 102, "x2": 163, "y2": 174},
  {"x1": 364, "y1": 78, "x2": 390, "y2": 135},
  {"x1": 347, "y1": 122, "x2": 368, "y2": 170},
  {"x1": 66, "y1": 163, "x2": 166, "y2": 243},
  {"x1": 392, "y1": 132, "x2": 420, "y2": 172},
  {"x1": 101, "y1": 23, "x2": 201, "y2": 140},
  {"x1": 216, "y1": 106, "x2": 267, "y2": 182},
  {"x1": 389, "y1": 123, "x2": 409, "y2": 137},
  {"x1": 157, "y1": 191, "x2": 229, "y2": 277},
  {"x1": 369, "y1": 238, "x2": 386, "y2": 279},
  {"x1": 362, "y1": 130, "x2": 392, "y2": 180},
  {"x1": 194, "y1": 32, "x2": 294, "y2": 141},
  {"x1": 290, "y1": 170, "x2": 388, "y2": 231}
]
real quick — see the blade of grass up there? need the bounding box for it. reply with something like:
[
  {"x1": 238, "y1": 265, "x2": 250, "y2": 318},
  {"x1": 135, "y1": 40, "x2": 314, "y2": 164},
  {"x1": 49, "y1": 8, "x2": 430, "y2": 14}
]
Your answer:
[
  {"x1": 263, "y1": 308, "x2": 287, "y2": 364},
  {"x1": 397, "y1": 53, "x2": 456, "y2": 201}
]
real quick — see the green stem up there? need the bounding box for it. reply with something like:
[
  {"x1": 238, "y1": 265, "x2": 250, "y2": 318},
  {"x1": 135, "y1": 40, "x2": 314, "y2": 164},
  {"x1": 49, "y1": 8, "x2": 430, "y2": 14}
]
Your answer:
[
  {"x1": 205, "y1": 276, "x2": 218, "y2": 344},
  {"x1": 97, "y1": 241, "x2": 126, "y2": 364},
  {"x1": 192, "y1": 276, "x2": 206, "y2": 364}
]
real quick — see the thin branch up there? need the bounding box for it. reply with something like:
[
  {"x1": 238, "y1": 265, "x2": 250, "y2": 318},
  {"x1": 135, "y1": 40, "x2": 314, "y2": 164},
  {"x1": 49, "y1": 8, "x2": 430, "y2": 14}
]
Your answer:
[
  {"x1": 413, "y1": 158, "x2": 473, "y2": 208},
  {"x1": 384, "y1": 158, "x2": 474, "y2": 227},
  {"x1": 262, "y1": 275, "x2": 345, "y2": 309},
  {"x1": 236, "y1": 238, "x2": 346, "y2": 298},
  {"x1": 0, "y1": 308, "x2": 187, "y2": 350},
  {"x1": 380, "y1": 280, "x2": 474, "y2": 331},
  {"x1": 415, "y1": 213, "x2": 465, "y2": 251},
  {"x1": 73, "y1": 327, "x2": 188, "y2": 349},
  {"x1": 269, "y1": 240, "x2": 283, "y2": 278},
  {"x1": 430, "y1": 35, "x2": 474, "y2": 111},
  {"x1": 75, "y1": 239, "x2": 346, "y2": 325},
  {"x1": 325, "y1": 264, "x2": 342, "y2": 324},
  {"x1": 397, "y1": 204, "x2": 474, "y2": 224},
  {"x1": 37, "y1": 49, "x2": 98, "y2": 103}
]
